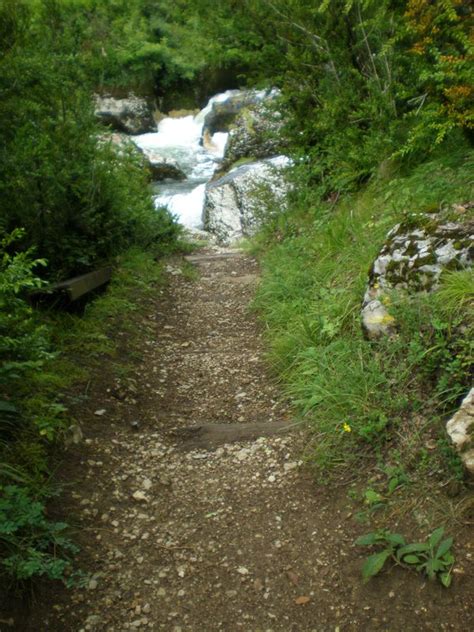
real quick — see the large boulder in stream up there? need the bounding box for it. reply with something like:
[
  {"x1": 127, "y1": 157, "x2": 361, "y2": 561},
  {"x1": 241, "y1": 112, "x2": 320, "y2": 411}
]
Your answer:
[
  {"x1": 362, "y1": 208, "x2": 473, "y2": 339},
  {"x1": 98, "y1": 133, "x2": 185, "y2": 182},
  {"x1": 201, "y1": 89, "x2": 278, "y2": 147},
  {"x1": 94, "y1": 94, "x2": 156, "y2": 135},
  {"x1": 219, "y1": 102, "x2": 288, "y2": 173},
  {"x1": 138, "y1": 149, "x2": 186, "y2": 181},
  {"x1": 203, "y1": 156, "x2": 291, "y2": 245}
]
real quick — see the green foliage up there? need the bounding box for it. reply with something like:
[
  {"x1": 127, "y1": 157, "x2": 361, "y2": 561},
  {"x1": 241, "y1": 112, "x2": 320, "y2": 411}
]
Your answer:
[
  {"x1": 0, "y1": 231, "x2": 48, "y2": 373},
  {"x1": 0, "y1": 485, "x2": 78, "y2": 584},
  {"x1": 0, "y1": 230, "x2": 75, "y2": 451},
  {"x1": 383, "y1": 465, "x2": 410, "y2": 495},
  {"x1": 0, "y1": 0, "x2": 180, "y2": 281},
  {"x1": 356, "y1": 527, "x2": 455, "y2": 587},
  {"x1": 253, "y1": 146, "x2": 473, "y2": 477},
  {"x1": 400, "y1": 0, "x2": 473, "y2": 153},
  {"x1": 435, "y1": 268, "x2": 474, "y2": 315},
  {"x1": 0, "y1": 230, "x2": 52, "y2": 434},
  {"x1": 0, "y1": 246, "x2": 170, "y2": 592},
  {"x1": 180, "y1": 0, "x2": 473, "y2": 190}
]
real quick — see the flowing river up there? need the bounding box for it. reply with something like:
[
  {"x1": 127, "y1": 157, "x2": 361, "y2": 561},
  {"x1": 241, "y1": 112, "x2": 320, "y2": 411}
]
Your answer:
[{"x1": 132, "y1": 92, "x2": 233, "y2": 230}]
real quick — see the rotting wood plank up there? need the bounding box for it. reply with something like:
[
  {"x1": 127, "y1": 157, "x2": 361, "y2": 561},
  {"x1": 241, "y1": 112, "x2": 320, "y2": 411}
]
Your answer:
[
  {"x1": 173, "y1": 420, "x2": 300, "y2": 450},
  {"x1": 31, "y1": 267, "x2": 112, "y2": 303},
  {"x1": 184, "y1": 252, "x2": 242, "y2": 264}
]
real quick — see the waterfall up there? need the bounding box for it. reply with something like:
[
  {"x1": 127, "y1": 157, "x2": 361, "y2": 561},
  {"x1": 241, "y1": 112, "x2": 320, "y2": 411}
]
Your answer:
[{"x1": 132, "y1": 91, "x2": 240, "y2": 230}]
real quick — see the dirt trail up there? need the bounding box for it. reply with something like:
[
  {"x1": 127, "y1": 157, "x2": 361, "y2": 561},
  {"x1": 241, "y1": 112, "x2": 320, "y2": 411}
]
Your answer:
[{"x1": 20, "y1": 248, "x2": 473, "y2": 631}]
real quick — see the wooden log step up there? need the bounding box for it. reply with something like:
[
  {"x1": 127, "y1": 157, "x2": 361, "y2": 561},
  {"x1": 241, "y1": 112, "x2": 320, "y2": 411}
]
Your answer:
[
  {"x1": 173, "y1": 420, "x2": 299, "y2": 450},
  {"x1": 184, "y1": 251, "x2": 242, "y2": 264}
]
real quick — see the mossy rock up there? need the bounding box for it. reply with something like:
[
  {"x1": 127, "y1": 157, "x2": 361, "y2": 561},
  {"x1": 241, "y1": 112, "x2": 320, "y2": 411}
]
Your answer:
[{"x1": 362, "y1": 209, "x2": 473, "y2": 338}]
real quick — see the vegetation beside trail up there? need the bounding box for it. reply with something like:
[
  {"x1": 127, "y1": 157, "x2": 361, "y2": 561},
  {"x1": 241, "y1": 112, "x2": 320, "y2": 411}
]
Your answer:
[
  {"x1": 0, "y1": 0, "x2": 185, "y2": 590},
  {"x1": 0, "y1": 0, "x2": 473, "y2": 599},
  {"x1": 0, "y1": 247, "x2": 187, "y2": 590},
  {"x1": 250, "y1": 143, "x2": 473, "y2": 586},
  {"x1": 253, "y1": 142, "x2": 473, "y2": 484}
]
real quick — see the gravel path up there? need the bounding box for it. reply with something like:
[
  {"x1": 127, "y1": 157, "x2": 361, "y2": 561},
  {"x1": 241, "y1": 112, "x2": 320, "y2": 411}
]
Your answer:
[{"x1": 21, "y1": 248, "x2": 473, "y2": 632}]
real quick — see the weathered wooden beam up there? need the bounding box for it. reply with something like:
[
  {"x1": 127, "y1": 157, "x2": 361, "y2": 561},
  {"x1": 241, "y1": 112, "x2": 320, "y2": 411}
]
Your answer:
[
  {"x1": 30, "y1": 267, "x2": 112, "y2": 304},
  {"x1": 54, "y1": 267, "x2": 112, "y2": 301},
  {"x1": 184, "y1": 252, "x2": 242, "y2": 264},
  {"x1": 173, "y1": 420, "x2": 300, "y2": 450}
]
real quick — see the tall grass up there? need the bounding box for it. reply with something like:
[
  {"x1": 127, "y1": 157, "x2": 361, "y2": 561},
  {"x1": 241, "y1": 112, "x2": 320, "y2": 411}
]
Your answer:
[{"x1": 253, "y1": 143, "x2": 474, "y2": 479}]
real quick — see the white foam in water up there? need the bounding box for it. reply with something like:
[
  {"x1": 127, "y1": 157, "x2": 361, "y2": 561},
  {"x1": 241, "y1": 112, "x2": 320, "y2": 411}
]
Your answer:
[
  {"x1": 154, "y1": 184, "x2": 206, "y2": 229},
  {"x1": 209, "y1": 132, "x2": 229, "y2": 157},
  {"x1": 133, "y1": 93, "x2": 234, "y2": 229},
  {"x1": 138, "y1": 115, "x2": 201, "y2": 149}
]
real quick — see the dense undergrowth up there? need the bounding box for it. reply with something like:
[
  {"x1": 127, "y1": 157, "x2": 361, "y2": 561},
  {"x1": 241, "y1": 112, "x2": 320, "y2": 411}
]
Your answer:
[
  {"x1": 0, "y1": 246, "x2": 187, "y2": 590},
  {"x1": 0, "y1": 0, "x2": 186, "y2": 589},
  {"x1": 0, "y1": 0, "x2": 181, "y2": 282},
  {"x1": 252, "y1": 141, "x2": 473, "y2": 516}
]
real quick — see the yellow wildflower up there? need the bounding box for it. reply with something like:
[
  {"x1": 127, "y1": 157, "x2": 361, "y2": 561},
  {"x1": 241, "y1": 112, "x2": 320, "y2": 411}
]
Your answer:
[{"x1": 343, "y1": 423, "x2": 352, "y2": 433}]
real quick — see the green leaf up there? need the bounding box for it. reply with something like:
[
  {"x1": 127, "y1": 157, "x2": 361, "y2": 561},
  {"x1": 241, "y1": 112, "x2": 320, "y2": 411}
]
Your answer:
[
  {"x1": 387, "y1": 477, "x2": 400, "y2": 494},
  {"x1": 431, "y1": 559, "x2": 445, "y2": 572},
  {"x1": 440, "y1": 572, "x2": 452, "y2": 588},
  {"x1": 441, "y1": 552, "x2": 455, "y2": 565},
  {"x1": 429, "y1": 527, "x2": 445, "y2": 549},
  {"x1": 385, "y1": 533, "x2": 406, "y2": 547},
  {"x1": 403, "y1": 554, "x2": 421, "y2": 565},
  {"x1": 397, "y1": 543, "x2": 429, "y2": 560},
  {"x1": 364, "y1": 489, "x2": 382, "y2": 503},
  {"x1": 425, "y1": 559, "x2": 436, "y2": 580},
  {"x1": 362, "y1": 549, "x2": 391, "y2": 582},
  {"x1": 0, "y1": 401, "x2": 17, "y2": 414},
  {"x1": 355, "y1": 533, "x2": 378, "y2": 546},
  {"x1": 436, "y1": 537, "x2": 453, "y2": 559}
]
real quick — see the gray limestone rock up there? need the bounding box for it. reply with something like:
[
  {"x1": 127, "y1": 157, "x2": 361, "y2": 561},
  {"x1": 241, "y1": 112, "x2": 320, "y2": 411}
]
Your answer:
[
  {"x1": 219, "y1": 102, "x2": 288, "y2": 173},
  {"x1": 201, "y1": 89, "x2": 278, "y2": 144},
  {"x1": 98, "y1": 133, "x2": 185, "y2": 181},
  {"x1": 446, "y1": 388, "x2": 474, "y2": 476},
  {"x1": 94, "y1": 94, "x2": 156, "y2": 135},
  {"x1": 138, "y1": 149, "x2": 186, "y2": 181},
  {"x1": 362, "y1": 212, "x2": 473, "y2": 338},
  {"x1": 203, "y1": 156, "x2": 290, "y2": 245}
]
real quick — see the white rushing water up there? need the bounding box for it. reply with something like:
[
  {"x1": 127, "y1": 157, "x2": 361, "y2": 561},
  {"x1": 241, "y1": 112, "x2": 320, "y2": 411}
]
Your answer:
[{"x1": 133, "y1": 92, "x2": 236, "y2": 230}]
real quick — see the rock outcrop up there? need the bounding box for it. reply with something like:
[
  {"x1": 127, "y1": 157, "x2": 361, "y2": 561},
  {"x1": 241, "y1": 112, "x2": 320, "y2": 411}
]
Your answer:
[
  {"x1": 138, "y1": 149, "x2": 186, "y2": 181},
  {"x1": 446, "y1": 388, "x2": 474, "y2": 476},
  {"x1": 203, "y1": 156, "x2": 290, "y2": 245},
  {"x1": 94, "y1": 94, "x2": 156, "y2": 135},
  {"x1": 362, "y1": 212, "x2": 473, "y2": 338},
  {"x1": 98, "y1": 132, "x2": 147, "y2": 163},
  {"x1": 219, "y1": 102, "x2": 288, "y2": 173},
  {"x1": 201, "y1": 89, "x2": 277, "y2": 147},
  {"x1": 98, "y1": 133, "x2": 185, "y2": 181}
]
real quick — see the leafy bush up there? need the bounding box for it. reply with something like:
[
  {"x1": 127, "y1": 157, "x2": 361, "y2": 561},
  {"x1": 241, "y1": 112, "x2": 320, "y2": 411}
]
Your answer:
[
  {"x1": 0, "y1": 485, "x2": 78, "y2": 585},
  {"x1": 183, "y1": 0, "x2": 473, "y2": 191},
  {"x1": 0, "y1": 1, "x2": 180, "y2": 281},
  {"x1": 0, "y1": 230, "x2": 51, "y2": 433},
  {"x1": 356, "y1": 527, "x2": 455, "y2": 588}
]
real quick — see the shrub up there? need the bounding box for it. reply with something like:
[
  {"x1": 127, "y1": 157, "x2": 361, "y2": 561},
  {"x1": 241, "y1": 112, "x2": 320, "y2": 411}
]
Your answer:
[
  {"x1": 0, "y1": 485, "x2": 78, "y2": 585},
  {"x1": 0, "y1": 1, "x2": 181, "y2": 281},
  {"x1": 0, "y1": 229, "x2": 51, "y2": 431}
]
